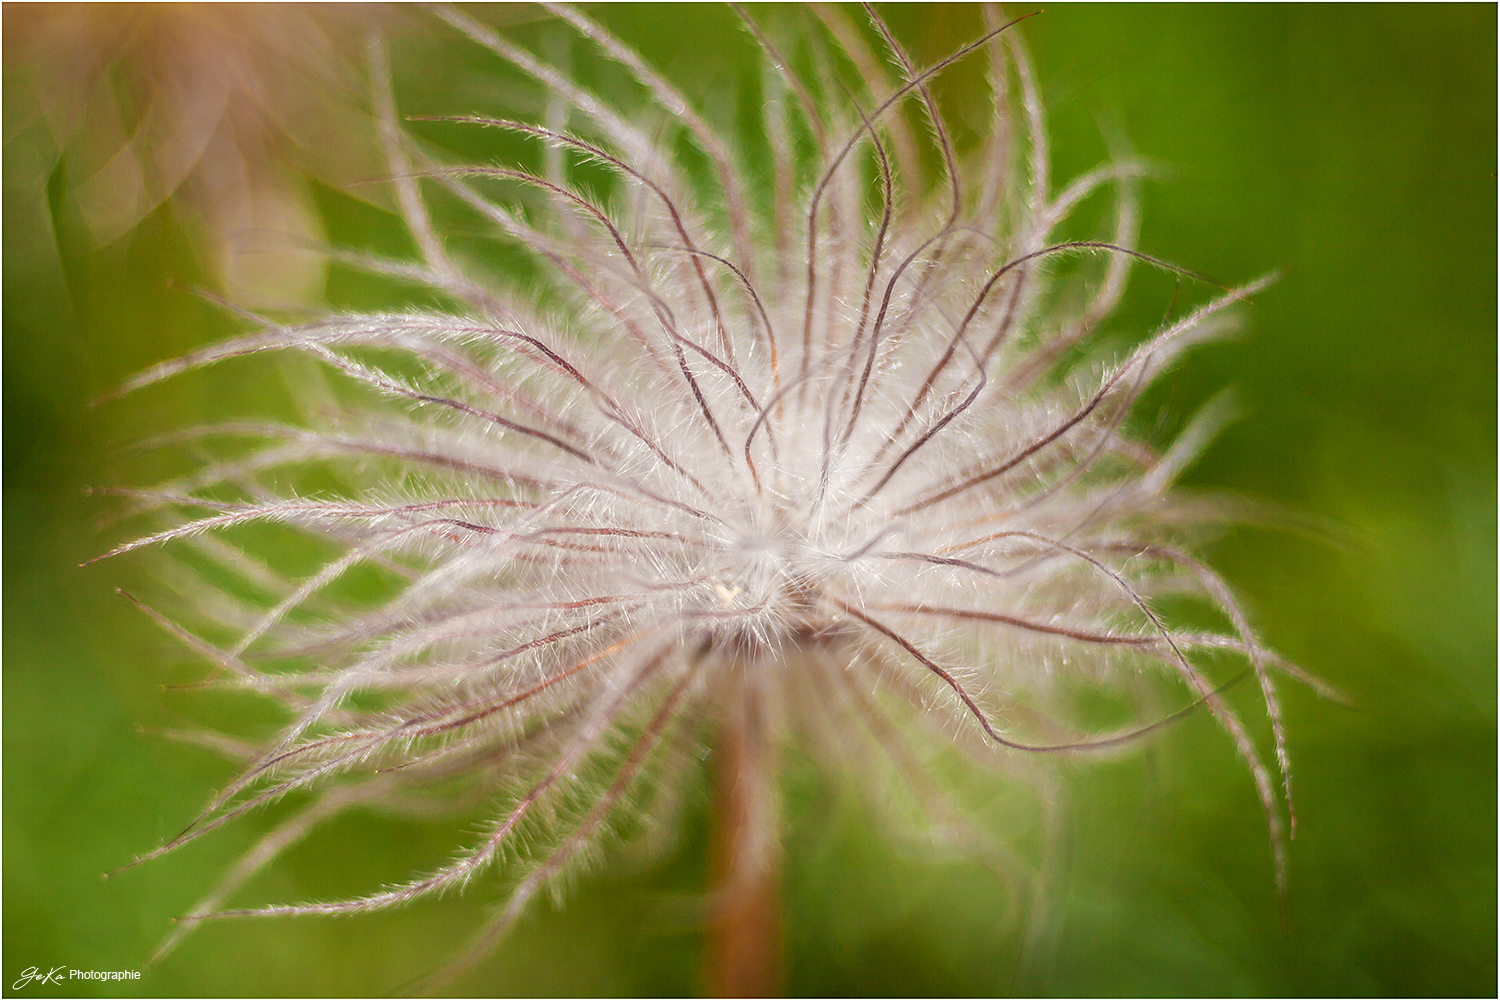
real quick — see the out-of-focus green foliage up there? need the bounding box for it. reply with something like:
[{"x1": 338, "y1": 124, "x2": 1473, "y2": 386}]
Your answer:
[{"x1": 5, "y1": 5, "x2": 1494, "y2": 996}]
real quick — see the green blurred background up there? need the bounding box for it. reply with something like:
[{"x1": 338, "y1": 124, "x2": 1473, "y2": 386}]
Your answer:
[{"x1": 5, "y1": 4, "x2": 1494, "y2": 996}]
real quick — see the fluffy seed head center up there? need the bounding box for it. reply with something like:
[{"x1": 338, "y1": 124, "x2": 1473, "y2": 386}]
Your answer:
[{"x1": 685, "y1": 407, "x2": 893, "y2": 657}]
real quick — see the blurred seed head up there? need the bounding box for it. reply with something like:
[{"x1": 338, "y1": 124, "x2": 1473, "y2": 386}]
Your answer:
[
  {"x1": 6, "y1": 3, "x2": 386, "y2": 305},
  {"x1": 100, "y1": 3, "x2": 1308, "y2": 988}
]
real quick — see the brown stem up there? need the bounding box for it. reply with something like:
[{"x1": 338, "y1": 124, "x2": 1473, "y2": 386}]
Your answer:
[{"x1": 706, "y1": 675, "x2": 782, "y2": 998}]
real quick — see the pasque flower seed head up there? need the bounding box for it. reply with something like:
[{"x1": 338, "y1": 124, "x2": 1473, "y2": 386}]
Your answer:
[{"x1": 101, "y1": 3, "x2": 1313, "y2": 989}]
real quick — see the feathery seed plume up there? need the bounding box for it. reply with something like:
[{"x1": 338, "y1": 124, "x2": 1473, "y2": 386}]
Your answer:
[{"x1": 101, "y1": 4, "x2": 1309, "y2": 992}]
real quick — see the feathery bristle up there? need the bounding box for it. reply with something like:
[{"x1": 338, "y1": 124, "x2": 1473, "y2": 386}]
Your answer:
[{"x1": 106, "y1": 4, "x2": 1301, "y2": 988}]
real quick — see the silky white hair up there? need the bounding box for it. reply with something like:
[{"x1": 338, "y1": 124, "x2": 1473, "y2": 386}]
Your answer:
[{"x1": 102, "y1": 3, "x2": 1313, "y2": 987}]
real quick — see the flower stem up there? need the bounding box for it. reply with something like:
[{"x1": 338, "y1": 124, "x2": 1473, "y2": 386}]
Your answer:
[{"x1": 706, "y1": 677, "x2": 781, "y2": 997}]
